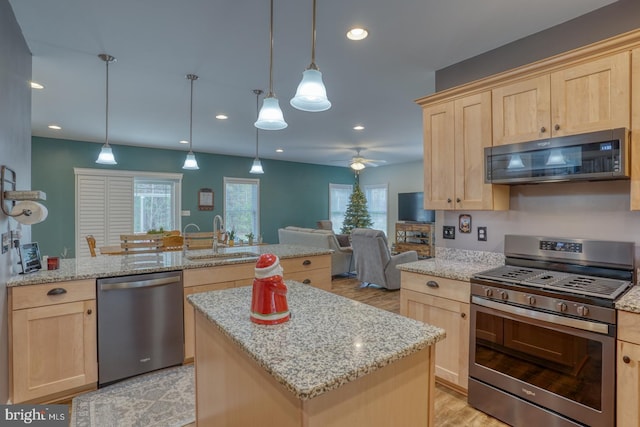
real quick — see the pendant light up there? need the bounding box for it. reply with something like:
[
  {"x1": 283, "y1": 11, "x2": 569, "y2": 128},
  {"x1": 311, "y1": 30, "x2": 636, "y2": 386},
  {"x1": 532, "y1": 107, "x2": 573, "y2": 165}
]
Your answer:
[
  {"x1": 250, "y1": 89, "x2": 265, "y2": 174},
  {"x1": 290, "y1": 0, "x2": 331, "y2": 112},
  {"x1": 255, "y1": 0, "x2": 287, "y2": 130},
  {"x1": 182, "y1": 74, "x2": 200, "y2": 170},
  {"x1": 96, "y1": 54, "x2": 117, "y2": 165}
]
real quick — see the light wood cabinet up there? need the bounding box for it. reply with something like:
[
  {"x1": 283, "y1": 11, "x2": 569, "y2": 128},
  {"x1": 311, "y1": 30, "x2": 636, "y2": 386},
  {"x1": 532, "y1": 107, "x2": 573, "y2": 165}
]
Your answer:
[
  {"x1": 395, "y1": 222, "x2": 434, "y2": 258},
  {"x1": 616, "y1": 310, "x2": 640, "y2": 427},
  {"x1": 631, "y1": 47, "x2": 640, "y2": 210},
  {"x1": 280, "y1": 254, "x2": 332, "y2": 291},
  {"x1": 9, "y1": 280, "x2": 97, "y2": 403},
  {"x1": 400, "y1": 272, "x2": 469, "y2": 393},
  {"x1": 492, "y1": 51, "x2": 630, "y2": 145},
  {"x1": 423, "y1": 91, "x2": 509, "y2": 210}
]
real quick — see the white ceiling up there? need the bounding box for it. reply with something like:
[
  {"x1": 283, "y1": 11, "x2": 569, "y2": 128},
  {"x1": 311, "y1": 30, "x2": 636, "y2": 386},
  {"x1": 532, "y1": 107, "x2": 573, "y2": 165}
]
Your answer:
[{"x1": 10, "y1": 0, "x2": 617, "y2": 168}]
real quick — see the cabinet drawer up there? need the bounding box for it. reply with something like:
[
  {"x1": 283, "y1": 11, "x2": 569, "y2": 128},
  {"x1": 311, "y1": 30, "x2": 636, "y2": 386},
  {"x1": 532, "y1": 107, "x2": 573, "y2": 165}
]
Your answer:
[
  {"x1": 286, "y1": 268, "x2": 331, "y2": 291},
  {"x1": 183, "y1": 263, "x2": 254, "y2": 287},
  {"x1": 618, "y1": 311, "x2": 640, "y2": 344},
  {"x1": 280, "y1": 255, "x2": 331, "y2": 274},
  {"x1": 10, "y1": 280, "x2": 96, "y2": 310},
  {"x1": 401, "y1": 271, "x2": 469, "y2": 303}
]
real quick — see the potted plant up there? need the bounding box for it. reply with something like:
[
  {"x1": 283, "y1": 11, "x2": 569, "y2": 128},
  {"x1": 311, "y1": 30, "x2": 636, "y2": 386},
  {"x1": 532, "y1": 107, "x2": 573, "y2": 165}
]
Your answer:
[
  {"x1": 228, "y1": 229, "x2": 236, "y2": 246},
  {"x1": 246, "y1": 232, "x2": 254, "y2": 245}
]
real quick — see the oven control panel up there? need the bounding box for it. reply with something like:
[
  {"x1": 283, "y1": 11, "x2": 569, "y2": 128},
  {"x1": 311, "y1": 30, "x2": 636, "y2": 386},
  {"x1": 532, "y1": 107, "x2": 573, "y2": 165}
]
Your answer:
[
  {"x1": 470, "y1": 283, "x2": 616, "y2": 325},
  {"x1": 539, "y1": 240, "x2": 583, "y2": 253}
]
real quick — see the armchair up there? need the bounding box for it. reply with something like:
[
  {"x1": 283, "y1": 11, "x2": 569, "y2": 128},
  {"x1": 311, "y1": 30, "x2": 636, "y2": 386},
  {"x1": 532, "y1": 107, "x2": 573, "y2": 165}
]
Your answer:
[{"x1": 350, "y1": 228, "x2": 418, "y2": 290}]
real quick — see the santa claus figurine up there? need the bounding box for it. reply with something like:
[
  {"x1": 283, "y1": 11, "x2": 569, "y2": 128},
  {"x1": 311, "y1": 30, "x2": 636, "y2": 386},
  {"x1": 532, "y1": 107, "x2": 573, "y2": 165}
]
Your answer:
[{"x1": 250, "y1": 253, "x2": 290, "y2": 325}]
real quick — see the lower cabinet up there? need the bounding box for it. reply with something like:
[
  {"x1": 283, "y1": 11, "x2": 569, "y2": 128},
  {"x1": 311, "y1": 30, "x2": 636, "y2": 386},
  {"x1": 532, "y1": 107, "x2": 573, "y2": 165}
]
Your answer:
[
  {"x1": 9, "y1": 280, "x2": 97, "y2": 403},
  {"x1": 281, "y1": 254, "x2": 332, "y2": 291},
  {"x1": 616, "y1": 311, "x2": 640, "y2": 427},
  {"x1": 400, "y1": 271, "x2": 469, "y2": 393}
]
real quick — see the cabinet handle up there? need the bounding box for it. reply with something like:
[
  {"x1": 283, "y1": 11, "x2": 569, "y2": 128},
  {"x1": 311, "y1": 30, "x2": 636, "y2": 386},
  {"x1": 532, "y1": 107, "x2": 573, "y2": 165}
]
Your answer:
[
  {"x1": 456, "y1": 198, "x2": 461, "y2": 203},
  {"x1": 87, "y1": 309, "x2": 92, "y2": 315},
  {"x1": 554, "y1": 124, "x2": 560, "y2": 131},
  {"x1": 540, "y1": 126, "x2": 546, "y2": 133},
  {"x1": 302, "y1": 260, "x2": 312, "y2": 266},
  {"x1": 426, "y1": 280, "x2": 439, "y2": 288},
  {"x1": 447, "y1": 198, "x2": 452, "y2": 203},
  {"x1": 623, "y1": 355, "x2": 631, "y2": 364},
  {"x1": 47, "y1": 287, "x2": 67, "y2": 296},
  {"x1": 302, "y1": 279, "x2": 311, "y2": 284},
  {"x1": 461, "y1": 313, "x2": 467, "y2": 319}
]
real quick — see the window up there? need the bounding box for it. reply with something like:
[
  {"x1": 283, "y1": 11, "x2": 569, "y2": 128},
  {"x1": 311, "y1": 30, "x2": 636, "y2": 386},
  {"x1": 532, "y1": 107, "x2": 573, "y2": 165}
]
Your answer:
[
  {"x1": 329, "y1": 183, "x2": 353, "y2": 234},
  {"x1": 75, "y1": 168, "x2": 182, "y2": 258},
  {"x1": 364, "y1": 183, "x2": 388, "y2": 235},
  {"x1": 134, "y1": 178, "x2": 179, "y2": 233},
  {"x1": 224, "y1": 177, "x2": 260, "y2": 240}
]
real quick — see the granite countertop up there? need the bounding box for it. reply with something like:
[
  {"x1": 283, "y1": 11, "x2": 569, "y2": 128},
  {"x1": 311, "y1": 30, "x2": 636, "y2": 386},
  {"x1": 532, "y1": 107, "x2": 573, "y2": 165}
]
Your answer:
[
  {"x1": 616, "y1": 285, "x2": 640, "y2": 313},
  {"x1": 187, "y1": 281, "x2": 445, "y2": 400},
  {"x1": 397, "y1": 247, "x2": 504, "y2": 281},
  {"x1": 7, "y1": 244, "x2": 332, "y2": 287}
]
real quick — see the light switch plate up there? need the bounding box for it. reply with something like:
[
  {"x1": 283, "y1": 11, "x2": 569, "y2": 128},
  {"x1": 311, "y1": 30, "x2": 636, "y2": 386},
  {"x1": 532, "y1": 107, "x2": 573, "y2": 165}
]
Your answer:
[
  {"x1": 443, "y1": 226, "x2": 455, "y2": 240},
  {"x1": 1, "y1": 232, "x2": 9, "y2": 254}
]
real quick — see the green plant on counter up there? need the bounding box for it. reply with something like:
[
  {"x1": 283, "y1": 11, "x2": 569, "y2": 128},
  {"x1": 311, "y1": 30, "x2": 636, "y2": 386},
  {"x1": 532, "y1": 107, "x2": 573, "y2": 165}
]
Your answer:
[
  {"x1": 246, "y1": 232, "x2": 255, "y2": 245},
  {"x1": 228, "y1": 229, "x2": 236, "y2": 241},
  {"x1": 147, "y1": 227, "x2": 165, "y2": 234}
]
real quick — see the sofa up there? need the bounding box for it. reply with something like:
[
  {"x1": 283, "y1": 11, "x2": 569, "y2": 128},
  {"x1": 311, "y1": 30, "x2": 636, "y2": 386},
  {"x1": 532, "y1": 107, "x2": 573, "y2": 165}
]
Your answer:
[{"x1": 277, "y1": 226, "x2": 353, "y2": 276}]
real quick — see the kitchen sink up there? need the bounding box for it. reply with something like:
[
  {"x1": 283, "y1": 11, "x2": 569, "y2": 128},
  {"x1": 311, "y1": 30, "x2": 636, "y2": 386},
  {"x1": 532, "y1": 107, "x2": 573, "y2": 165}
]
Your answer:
[{"x1": 185, "y1": 251, "x2": 260, "y2": 261}]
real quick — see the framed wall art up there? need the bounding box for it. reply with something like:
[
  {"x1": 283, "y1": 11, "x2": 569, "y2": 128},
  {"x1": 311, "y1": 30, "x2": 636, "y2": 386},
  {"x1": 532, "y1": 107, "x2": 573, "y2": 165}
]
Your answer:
[
  {"x1": 198, "y1": 188, "x2": 214, "y2": 211},
  {"x1": 459, "y1": 214, "x2": 472, "y2": 234}
]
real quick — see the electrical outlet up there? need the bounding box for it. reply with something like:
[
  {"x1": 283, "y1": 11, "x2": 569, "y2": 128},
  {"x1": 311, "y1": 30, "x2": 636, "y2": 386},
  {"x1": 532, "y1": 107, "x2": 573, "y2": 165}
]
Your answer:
[
  {"x1": 478, "y1": 226, "x2": 487, "y2": 241},
  {"x1": 1, "y1": 232, "x2": 10, "y2": 254},
  {"x1": 443, "y1": 226, "x2": 455, "y2": 240}
]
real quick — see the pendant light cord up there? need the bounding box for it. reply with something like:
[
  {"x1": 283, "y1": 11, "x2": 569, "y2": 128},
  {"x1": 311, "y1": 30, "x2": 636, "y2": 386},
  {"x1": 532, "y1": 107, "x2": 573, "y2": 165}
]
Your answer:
[
  {"x1": 310, "y1": 0, "x2": 317, "y2": 69},
  {"x1": 268, "y1": 0, "x2": 275, "y2": 97},
  {"x1": 186, "y1": 74, "x2": 198, "y2": 153},
  {"x1": 253, "y1": 89, "x2": 263, "y2": 157},
  {"x1": 105, "y1": 58, "x2": 110, "y2": 147}
]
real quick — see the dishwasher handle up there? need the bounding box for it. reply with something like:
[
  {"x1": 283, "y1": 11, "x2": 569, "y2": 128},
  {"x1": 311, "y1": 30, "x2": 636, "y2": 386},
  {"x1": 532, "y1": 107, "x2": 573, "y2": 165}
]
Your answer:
[{"x1": 99, "y1": 275, "x2": 181, "y2": 291}]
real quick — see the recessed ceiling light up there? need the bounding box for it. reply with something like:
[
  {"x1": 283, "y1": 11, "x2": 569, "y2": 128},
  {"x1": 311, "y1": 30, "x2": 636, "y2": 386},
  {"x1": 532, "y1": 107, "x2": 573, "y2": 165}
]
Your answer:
[
  {"x1": 347, "y1": 28, "x2": 368, "y2": 41},
  {"x1": 353, "y1": 125, "x2": 365, "y2": 131},
  {"x1": 215, "y1": 114, "x2": 228, "y2": 120},
  {"x1": 276, "y1": 148, "x2": 284, "y2": 153},
  {"x1": 30, "y1": 81, "x2": 44, "y2": 89},
  {"x1": 48, "y1": 125, "x2": 61, "y2": 130},
  {"x1": 179, "y1": 140, "x2": 189, "y2": 144}
]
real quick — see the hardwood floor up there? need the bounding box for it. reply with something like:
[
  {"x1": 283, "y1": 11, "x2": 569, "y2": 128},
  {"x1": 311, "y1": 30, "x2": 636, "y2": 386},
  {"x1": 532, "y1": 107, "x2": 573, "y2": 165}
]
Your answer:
[{"x1": 330, "y1": 275, "x2": 508, "y2": 427}]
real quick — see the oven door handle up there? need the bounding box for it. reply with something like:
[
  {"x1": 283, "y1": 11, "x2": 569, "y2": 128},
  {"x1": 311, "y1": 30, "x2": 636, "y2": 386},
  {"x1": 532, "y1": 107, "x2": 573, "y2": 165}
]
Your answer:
[{"x1": 471, "y1": 296, "x2": 610, "y2": 334}]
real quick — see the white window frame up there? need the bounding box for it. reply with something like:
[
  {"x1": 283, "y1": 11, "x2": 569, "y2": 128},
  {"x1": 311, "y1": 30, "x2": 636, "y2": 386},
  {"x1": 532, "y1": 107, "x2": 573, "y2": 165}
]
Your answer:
[
  {"x1": 223, "y1": 177, "x2": 260, "y2": 241},
  {"x1": 329, "y1": 183, "x2": 353, "y2": 234},
  {"x1": 363, "y1": 183, "x2": 389, "y2": 236},
  {"x1": 74, "y1": 168, "x2": 182, "y2": 257}
]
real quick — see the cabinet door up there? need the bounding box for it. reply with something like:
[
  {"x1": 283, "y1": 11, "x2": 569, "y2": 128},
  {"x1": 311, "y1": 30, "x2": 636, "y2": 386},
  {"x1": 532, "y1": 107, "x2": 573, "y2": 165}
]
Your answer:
[
  {"x1": 423, "y1": 101, "x2": 455, "y2": 210},
  {"x1": 630, "y1": 48, "x2": 640, "y2": 211},
  {"x1": 183, "y1": 281, "x2": 235, "y2": 361},
  {"x1": 492, "y1": 75, "x2": 551, "y2": 145},
  {"x1": 12, "y1": 300, "x2": 97, "y2": 403},
  {"x1": 617, "y1": 340, "x2": 640, "y2": 427},
  {"x1": 401, "y1": 288, "x2": 469, "y2": 392},
  {"x1": 454, "y1": 91, "x2": 504, "y2": 210},
  {"x1": 551, "y1": 51, "x2": 630, "y2": 137}
]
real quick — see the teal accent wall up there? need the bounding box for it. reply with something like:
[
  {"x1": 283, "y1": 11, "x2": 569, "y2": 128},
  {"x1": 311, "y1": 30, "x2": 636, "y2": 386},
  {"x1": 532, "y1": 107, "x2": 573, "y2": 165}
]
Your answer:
[{"x1": 31, "y1": 137, "x2": 355, "y2": 258}]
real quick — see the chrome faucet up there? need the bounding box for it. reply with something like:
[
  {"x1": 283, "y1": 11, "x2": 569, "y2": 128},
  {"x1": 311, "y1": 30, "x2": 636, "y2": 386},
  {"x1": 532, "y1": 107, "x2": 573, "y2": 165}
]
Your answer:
[
  {"x1": 182, "y1": 223, "x2": 200, "y2": 255},
  {"x1": 213, "y1": 215, "x2": 224, "y2": 252}
]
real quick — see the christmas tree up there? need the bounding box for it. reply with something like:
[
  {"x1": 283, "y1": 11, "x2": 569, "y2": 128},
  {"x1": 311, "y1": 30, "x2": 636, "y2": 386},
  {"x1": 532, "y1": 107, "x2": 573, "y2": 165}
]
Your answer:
[{"x1": 341, "y1": 184, "x2": 373, "y2": 234}]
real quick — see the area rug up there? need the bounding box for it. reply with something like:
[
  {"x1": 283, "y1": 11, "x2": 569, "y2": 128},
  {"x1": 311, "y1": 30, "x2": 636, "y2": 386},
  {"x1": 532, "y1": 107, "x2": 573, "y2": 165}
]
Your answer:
[{"x1": 70, "y1": 365, "x2": 194, "y2": 427}]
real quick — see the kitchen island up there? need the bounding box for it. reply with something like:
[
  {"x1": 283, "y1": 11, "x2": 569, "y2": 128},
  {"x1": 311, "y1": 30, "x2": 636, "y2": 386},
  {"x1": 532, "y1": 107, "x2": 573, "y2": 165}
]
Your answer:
[{"x1": 188, "y1": 281, "x2": 445, "y2": 427}]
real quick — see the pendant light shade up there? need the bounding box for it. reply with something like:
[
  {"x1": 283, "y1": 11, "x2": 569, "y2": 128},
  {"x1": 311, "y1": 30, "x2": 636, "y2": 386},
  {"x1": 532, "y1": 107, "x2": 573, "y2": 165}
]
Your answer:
[
  {"x1": 183, "y1": 74, "x2": 200, "y2": 170},
  {"x1": 255, "y1": 0, "x2": 287, "y2": 130},
  {"x1": 250, "y1": 89, "x2": 266, "y2": 174},
  {"x1": 290, "y1": 0, "x2": 331, "y2": 112},
  {"x1": 96, "y1": 54, "x2": 117, "y2": 165}
]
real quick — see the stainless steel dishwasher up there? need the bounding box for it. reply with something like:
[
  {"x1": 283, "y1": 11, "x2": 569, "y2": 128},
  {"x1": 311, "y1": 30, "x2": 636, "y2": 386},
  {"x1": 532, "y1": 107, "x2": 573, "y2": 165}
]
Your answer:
[{"x1": 97, "y1": 270, "x2": 184, "y2": 387}]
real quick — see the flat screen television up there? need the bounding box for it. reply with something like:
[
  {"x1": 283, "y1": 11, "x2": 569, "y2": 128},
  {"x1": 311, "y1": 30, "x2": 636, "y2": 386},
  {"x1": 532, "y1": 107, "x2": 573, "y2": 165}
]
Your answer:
[{"x1": 398, "y1": 192, "x2": 435, "y2": 223}]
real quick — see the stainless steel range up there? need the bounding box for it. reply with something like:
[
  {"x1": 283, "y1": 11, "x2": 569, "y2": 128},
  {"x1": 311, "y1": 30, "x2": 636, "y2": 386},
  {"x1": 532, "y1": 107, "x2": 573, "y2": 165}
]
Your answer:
[{"x1": 469, "y1": 235, "x2": 635, "y2": 427}]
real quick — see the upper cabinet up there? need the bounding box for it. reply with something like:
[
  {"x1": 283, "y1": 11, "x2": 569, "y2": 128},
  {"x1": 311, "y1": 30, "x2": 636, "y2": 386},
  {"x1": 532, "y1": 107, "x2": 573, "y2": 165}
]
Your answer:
[
  {"x1": 492, "y1": 51, "x2": 630, "y2": 146},
  {"x1": 631, "y1": 48, "x2": 640, "y2": 210},
  {"x1": 423, "y1": 92, "x2": 509, "y2": 210}
]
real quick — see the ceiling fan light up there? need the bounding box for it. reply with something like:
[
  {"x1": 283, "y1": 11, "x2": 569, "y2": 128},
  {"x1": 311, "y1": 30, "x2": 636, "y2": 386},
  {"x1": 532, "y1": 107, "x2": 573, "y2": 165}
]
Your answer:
[
  {"x1": 182, "y1": 152, "x2": 199, "y2": 170},
  {"x1": 290, "y1": 69, "x2": 331, "y2": 112},
  {"x1": 255, "y1": 96, "x2": 288, "y2": 130},
  {"x1": 250, "y1": 158, "x2": 265, "y2": 174},
  {"x1": 96, "y1": 145, "x2": 117, "y2": 165},
  {"x1": 350, "y1": 161, "x2": 366, "y2": 171}
]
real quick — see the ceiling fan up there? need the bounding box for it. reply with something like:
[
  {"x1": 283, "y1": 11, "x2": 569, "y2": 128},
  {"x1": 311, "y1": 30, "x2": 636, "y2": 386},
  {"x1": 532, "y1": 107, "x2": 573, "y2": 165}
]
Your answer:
[{"x1": 335, "y1": 148, "x2": 387, "y2": 171}]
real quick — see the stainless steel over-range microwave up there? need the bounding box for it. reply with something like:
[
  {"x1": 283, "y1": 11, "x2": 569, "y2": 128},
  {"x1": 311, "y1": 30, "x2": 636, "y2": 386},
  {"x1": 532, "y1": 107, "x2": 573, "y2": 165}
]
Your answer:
[{"x1": 484, "y1": 128, "x2": 630, "y2": 184}]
